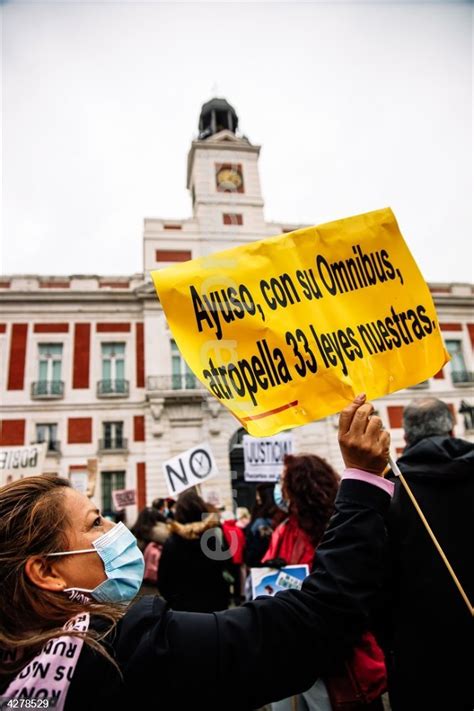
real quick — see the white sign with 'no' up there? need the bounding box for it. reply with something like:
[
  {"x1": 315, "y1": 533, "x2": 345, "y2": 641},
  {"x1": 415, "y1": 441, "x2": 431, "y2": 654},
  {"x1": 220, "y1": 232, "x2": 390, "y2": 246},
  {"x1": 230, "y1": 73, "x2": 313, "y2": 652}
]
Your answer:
[{"x1": 163, "y1": 443, "x2": 218, "y2": 496}]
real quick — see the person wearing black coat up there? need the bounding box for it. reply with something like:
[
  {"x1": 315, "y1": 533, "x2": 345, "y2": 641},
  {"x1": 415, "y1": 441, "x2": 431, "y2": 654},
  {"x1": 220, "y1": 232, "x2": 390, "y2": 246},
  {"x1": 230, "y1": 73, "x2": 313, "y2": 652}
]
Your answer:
[
  {"x1": 0, "y1": 395, "x2": 393, "y2": 711},
  {"x1": 157, "y1": 489, "x2": 231, "y2": 612},
  {"x1": 244, "y1": 483, "x2": 285, "y2": 568},
  {"x1": 67, "y1": 475, "x2": 392, "y2": 711},
  {"x1": 377, "y1": 397, "x2": 474, "y2": 711}
]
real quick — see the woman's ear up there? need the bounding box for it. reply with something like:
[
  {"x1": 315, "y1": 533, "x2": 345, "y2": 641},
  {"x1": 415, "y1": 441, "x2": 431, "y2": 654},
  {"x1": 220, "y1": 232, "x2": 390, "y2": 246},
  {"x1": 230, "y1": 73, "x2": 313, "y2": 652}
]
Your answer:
[{"x1": 24, "y1": 556, "x2": 67, "y2": 592}]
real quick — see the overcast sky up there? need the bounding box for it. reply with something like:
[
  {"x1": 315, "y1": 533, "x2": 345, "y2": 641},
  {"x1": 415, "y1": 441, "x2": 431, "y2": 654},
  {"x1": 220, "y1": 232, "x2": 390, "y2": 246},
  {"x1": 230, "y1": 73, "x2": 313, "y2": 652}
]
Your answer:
[{"x1": 1, "y1": 0, "x2": 472, "y2": 283}]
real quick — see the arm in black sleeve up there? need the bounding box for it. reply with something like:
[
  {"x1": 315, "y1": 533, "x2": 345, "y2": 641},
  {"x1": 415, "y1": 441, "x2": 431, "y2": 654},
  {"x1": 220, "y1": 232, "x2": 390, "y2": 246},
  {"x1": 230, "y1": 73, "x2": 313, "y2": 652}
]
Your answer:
[
  {"x1": 371, "y1": 481, "x2": 400, "y2": 652},
  {"x1": 115, "y1": 479, "x2": 390, "y2": 710}
]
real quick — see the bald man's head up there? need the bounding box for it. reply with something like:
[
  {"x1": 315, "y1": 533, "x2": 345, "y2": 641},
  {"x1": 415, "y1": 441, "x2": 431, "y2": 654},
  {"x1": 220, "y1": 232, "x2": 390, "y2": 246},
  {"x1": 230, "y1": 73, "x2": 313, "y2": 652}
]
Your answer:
[{"x1": 403, "y1": 398, "x2": 454, "y2": 447}]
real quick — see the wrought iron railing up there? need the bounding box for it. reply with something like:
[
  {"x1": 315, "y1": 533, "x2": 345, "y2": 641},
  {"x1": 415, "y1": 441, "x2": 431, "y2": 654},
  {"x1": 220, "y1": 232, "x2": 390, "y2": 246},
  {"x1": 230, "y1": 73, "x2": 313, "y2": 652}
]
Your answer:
[
  {"x1": 451, "y1": 371, "x2": 474, "y2": 385},
  {"x1": 98, "y1": 438, "x2": 128, "y2": 452},
  {"x1": 97, "y1": 379, "x2": 130, "y2": 397},
  {"x1": 35, "y1": 439, "x2": 61, "y2": 454},
  {"x1": 408, "y1": 380, "x2": 430, "y2": 389},
  {"x1": 31, "y1": 381, "x2": 64, "y2": 398}
]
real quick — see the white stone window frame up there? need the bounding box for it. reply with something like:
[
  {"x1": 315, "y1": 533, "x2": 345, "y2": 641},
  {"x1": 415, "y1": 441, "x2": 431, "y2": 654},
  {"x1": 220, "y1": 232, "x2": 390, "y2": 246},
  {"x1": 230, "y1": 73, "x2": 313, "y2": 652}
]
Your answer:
[
  {"x1": 29, "y1": 333, "x2": 70, "y2": 399},
  {"x1": 93, "y1": 333, "x2": 133, "y2": 397},
  {"x1": 444, "y1": 328, "x2": 473, "y2": 386},
  {"x1": 37, "y1": 343, "x2": 63, "y2": 383},
  {"x1": 101, "y1": 419, "x2": 126, "y2": 447},
  {"x1": 35, "y1": 422, "x2": 58, "y2": 445},
  {"x1": 170, "y1": 338, "x2": 195, "y2": 390}
]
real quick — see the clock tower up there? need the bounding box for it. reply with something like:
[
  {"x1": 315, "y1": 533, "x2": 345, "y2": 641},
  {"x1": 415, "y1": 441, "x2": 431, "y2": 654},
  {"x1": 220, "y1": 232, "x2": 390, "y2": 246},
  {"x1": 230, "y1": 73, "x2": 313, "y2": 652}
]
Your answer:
[
  {"x1": 144, "y1": 97, "x2": 303, "y2": 271},
  {"x1": 186, "y1": 97, "x2": 267, "y2": 251},
  {"x1": 138, "y1": 97, "x2": 308, "y2": 510}
]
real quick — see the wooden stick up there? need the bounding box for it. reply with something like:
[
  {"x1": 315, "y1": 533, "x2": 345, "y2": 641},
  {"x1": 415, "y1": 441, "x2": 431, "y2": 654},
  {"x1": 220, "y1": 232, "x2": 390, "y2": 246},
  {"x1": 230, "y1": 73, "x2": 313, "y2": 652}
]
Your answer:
[{"x1": 389, "y1": 455, "x2": 473, "y2": 616}]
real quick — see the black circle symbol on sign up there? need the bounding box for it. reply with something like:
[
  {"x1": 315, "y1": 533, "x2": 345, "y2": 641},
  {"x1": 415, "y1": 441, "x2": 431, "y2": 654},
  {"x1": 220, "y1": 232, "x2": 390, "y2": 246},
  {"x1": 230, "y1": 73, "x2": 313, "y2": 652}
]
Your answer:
[{"x1": 189, "y1": 449, "x2": 212, "y2": 479}]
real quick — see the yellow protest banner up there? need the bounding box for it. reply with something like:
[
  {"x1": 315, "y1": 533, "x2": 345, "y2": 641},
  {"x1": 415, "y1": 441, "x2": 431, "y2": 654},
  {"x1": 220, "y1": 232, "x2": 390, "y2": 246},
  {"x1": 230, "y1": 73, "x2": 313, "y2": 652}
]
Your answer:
[{"x1": 151, "y1": 207, "x2": 449, "y2": 437}]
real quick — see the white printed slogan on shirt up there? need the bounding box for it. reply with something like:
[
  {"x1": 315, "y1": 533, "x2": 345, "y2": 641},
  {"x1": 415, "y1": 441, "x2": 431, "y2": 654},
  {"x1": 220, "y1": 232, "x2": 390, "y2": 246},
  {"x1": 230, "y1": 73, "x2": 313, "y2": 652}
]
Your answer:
[{"x1": 2, "y1": 613, "x2": 90, "y2": 710}]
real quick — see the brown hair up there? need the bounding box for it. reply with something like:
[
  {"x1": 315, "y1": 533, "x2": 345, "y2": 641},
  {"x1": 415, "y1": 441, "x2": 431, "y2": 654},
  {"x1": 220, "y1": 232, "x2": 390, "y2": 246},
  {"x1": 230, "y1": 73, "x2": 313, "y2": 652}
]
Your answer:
[
  {"x1": 0, "y1": 476, "x2": 123, "y2": 680},
  {"x1": 175, "y1": 488, "x2": 209, "y2": 524},
  {"x1": 282, "y1": 454, "x2": 340, "y2": 547},
  {"x1": 250, "y1": 483, "x2": 279, "y2": 523}
]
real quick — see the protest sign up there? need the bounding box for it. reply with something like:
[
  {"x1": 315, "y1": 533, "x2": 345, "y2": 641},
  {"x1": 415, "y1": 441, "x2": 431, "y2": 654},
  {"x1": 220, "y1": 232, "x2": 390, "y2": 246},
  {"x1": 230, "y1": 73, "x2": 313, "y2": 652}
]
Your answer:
[
  {"x1": 200, "y1": 485, "x2": 222, "y2": 507},
  {"x1": 86, "y1": 458, "x2": 98, "y2": 497},
  {"x1": 69, "y1": 470, "x2": 88, "y2": 494},
  {"x1": 243, "y1": 432, "x2": 293, "y2": 482},
  {"x1": 152, "y1": 207, "x2": 449, "y2": 436},
  {"x1": 112, "y1": 489, "x2": 136, "y2": 510},
  {"x1": 250, "y1": 565, "x2": 309, "y2": 598},
  {"x1": 163, "y1": 442, "x2": 218, "y2": 496},
  {"x1": 0, "y1": 443, "x2": 47, "y2": 485}
]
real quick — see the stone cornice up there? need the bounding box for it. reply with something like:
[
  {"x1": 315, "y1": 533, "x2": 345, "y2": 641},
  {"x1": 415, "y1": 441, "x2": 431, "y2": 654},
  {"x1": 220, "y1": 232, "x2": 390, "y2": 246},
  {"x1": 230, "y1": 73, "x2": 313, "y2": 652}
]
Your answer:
[
  {"x1": 0, "y1": 276, "x2": 470, "y2": 310},
  {"x1": 0, "y1": 291, "x2": 142, "y2": 304},
  {"x1": 433, "y1": 294, "x2": 474, "y2": 309},
  {"x1": 0, "y1": 277, "x2": 162, "y2": 305},
  {"x1": 0, "y1": 400, "x2": 148, "y2": 414}
]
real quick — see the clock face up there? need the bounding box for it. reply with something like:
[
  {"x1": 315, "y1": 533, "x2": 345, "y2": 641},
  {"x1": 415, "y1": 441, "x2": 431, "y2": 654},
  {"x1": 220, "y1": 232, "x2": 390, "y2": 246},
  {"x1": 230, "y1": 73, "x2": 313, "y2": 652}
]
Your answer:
[{"x1": 216, "y1": 164, "x2": 244, "y2": 192}]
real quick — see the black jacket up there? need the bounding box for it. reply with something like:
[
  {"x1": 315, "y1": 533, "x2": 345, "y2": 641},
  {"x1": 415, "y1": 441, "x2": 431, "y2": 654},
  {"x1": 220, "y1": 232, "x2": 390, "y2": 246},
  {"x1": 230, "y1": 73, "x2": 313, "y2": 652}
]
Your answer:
[
  {"x1": 244, "y1": 516, "x2": 273, "y2": 568},
  {"x1": 379, "y1": 436, "x2": 474, "y2": 711},
  {"x1": 157, "y1": 517, "x2": 231, "y2": 612},
  {"x1": 58, "y1": 479, "x2": 390, "y2": 711}
]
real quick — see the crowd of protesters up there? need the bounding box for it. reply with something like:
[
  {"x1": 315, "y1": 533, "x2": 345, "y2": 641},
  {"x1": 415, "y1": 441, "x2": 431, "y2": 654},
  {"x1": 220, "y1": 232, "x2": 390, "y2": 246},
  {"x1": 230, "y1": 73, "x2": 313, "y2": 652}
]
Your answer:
[
  {"x1": 0, "y1": 396, "x2": 472, "y2": 710},
  {"x1": 100, "y1": 396, "x2": 474, "y2": 710},
  {"x1": 105, "y1": 396, "x2": 472, "y2": 710}
]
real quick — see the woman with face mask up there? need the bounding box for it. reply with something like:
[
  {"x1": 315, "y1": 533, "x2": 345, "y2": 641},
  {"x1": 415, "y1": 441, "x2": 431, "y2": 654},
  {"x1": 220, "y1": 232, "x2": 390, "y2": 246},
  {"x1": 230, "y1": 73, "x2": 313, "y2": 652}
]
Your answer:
[
  {"x1": 0, "y1": 396, "x2": 392, "y2": 711},
  {"x1": 243, "y1": 484, "x2": 286, "y2": 569},
  {"x1": 264, "y1": 454, "x2": 339, "y2": 569}
]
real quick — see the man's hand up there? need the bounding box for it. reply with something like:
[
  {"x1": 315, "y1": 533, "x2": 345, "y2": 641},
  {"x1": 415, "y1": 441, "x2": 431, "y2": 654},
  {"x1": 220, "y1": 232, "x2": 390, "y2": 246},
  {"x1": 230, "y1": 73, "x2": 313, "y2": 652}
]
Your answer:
[{"x1": 338, "y1": 394, "x2": 390, "y2": 475}]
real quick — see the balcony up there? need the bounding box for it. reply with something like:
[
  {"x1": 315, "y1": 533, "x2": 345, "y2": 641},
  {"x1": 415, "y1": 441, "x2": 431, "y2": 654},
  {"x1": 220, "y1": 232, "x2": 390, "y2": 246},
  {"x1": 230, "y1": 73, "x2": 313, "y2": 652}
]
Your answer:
[
  {"x1": 97, "y1": 379, "x2": 130, "y2": 398},
  {"x1": 459, "y1": 400, "x2": 474, "y2": 432},
  {"x1": 147, "y1": 374, "x2": 202, "y2": 391},
  {"x1": 98, "y1": 438, "x2": 128, "y2": 453},
  {"x1": 451, "y1": 371, "x2": 474, "y2": 386},
  {"x1": 31, "y1": 381, "x2": 64, "y2": 399},
  {"x1": 34, "y1": 440, "x2": 61, "y2": 456},
  {"x1": 407, "y1": 380, "x2": 429, "y2": 390}
]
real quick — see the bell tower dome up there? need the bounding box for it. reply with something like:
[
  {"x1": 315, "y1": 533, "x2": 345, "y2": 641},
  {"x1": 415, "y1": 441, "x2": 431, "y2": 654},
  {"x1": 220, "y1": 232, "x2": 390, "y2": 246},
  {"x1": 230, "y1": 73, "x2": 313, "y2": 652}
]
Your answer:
[
  {"x1": 143, "y1": 97, "x2": 303, "y2": 272},
  {"x1": 186, "y1": 97, "x2": 265, "y2": 241},
  {"x1": 198, "y1": 97, "x2": 239, "y2": 139}
]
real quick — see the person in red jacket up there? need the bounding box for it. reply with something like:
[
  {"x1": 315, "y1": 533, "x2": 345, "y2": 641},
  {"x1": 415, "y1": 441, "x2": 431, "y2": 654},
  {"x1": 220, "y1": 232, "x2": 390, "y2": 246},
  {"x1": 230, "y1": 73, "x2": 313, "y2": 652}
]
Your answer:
[
  {"x1": 265, "y1": 453, "x2": 385, "y2": 711},
  {"x1": 262, "y1": 453, "x2": 339, "y2": 568},
  {"x1": 222, "y1": 508, "x2": 249, "y2": 604}
]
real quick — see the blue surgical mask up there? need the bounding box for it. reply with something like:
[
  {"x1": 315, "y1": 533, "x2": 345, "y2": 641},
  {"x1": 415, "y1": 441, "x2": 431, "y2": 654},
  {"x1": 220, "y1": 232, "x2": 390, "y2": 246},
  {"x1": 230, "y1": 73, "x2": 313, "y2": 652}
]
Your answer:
[
  {"x1": 47, "y1": 522, "x2": 144, "y2": 604},
  {"x1": 274, "y1": 482, "x2": 289, "y2": 513}
]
